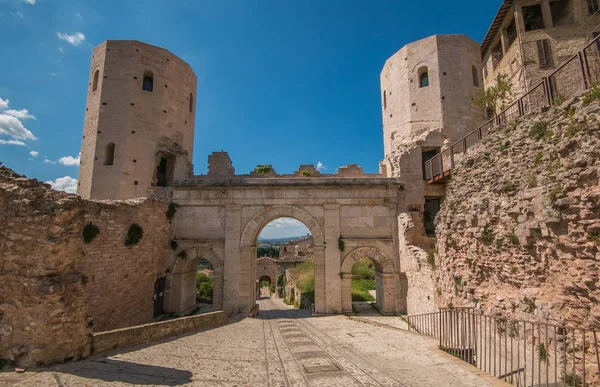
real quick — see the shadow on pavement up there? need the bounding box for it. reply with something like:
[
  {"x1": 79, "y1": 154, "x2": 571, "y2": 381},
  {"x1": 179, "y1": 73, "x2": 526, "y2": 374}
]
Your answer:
[{"x1": 53, "y1": 358, "x2": 192, "y2": 386}]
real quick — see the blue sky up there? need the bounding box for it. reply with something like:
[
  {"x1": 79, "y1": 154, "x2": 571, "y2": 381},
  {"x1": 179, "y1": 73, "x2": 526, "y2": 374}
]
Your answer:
[{"x1": 0, "y1": 0, "x2": 499, "y2": 236}]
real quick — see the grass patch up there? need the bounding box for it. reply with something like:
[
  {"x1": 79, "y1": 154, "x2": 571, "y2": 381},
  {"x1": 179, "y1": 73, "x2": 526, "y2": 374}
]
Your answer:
[
  {"x1": 588, "y1": 230, "x2": 600, "y2": 243},
  {"x1": 534, "y1": 152, "x2": 544, "y2": 166},
  {"x1": 352, "y1": 279, "x2": 375, "y2": 301},
  {"x1": 427, "y1": 249, "x2": 436, "y2": 269},
  {"x1": 530, "y1": 121, "x2": 551, "y2": 140},
  {"x1": 482, "y1": 228, "x2": 494, "y2": 245},
  {"x1": 289, "y1": 257, "x2": 315, "y2": 294},
  {"x1": 550, "y1": 185, "x2": 562, "y2": 202},
  {"x1": 500, "y1": 181, "x2": 517, "y2": 195},
  {"x1": 507, "y1": 232, "x2": 520, "y2": 245}
]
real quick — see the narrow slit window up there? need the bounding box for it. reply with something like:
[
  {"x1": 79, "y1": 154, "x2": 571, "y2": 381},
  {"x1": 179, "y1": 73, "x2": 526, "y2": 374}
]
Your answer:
[
  {"x1": 104, "y1": 143, "x2": 115, "y2": 165},
  {"x1": 142, "y1": 71, "x2": 154, "y2": 92},
  {"x1": 92, "y1": 70, "x2": 99, "y2": 92},
  {"x1": 472, "y1": 65, "x2": 479, "y2": 87},
  {"x1": 383, "y1": 90, "x2": 387, "y2": 109},
  {"x1": 189, "y1": 93, "x2": 194, "y2": 112},
  {"x1": 418, "y1": 67, "x2": 429, "y2": 88}
]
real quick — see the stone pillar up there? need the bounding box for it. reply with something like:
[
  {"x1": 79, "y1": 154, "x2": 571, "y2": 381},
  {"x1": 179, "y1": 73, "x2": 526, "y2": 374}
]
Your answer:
[
  {"x1": 501, "y1": 28, "x2": 510, "y2": 55},
  {"x1": 514, "y1": 3, "x2": 526, "y2": 38},
  {"x1": 223, "y1": 205, "x2": 242, "y2": 314},
  {"x1": 323, "y1": 204, "x2": 342, "y2": 313},
  {"x1": 238, "y1": 245, "x2": 256, "y2": 312},
  {"x1": 540, "y1": 0, "x2": 554, "y2": 29}
]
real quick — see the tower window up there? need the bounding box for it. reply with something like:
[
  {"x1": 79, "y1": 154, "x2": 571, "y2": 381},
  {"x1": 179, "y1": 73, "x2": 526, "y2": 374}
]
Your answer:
[
  {"x1": 383, "y1": 90, "x2": 387, "y2": 109},
  {"x1": 472, "y1": 65, "x2": 480, "y2": 87},
  {"x1": 189, "y1": 93, "x2": 194, "y2": 112},
  {"x1": 156, "y1": 154, "x2": 175, "y2": 187},
  {"x1": 418, "y1": 67, "x2": 429, "y2": 88},
  {"x1": 142, "y1": 71, "x2": 154, "y2": 92},
  {"x1": 588, "y1": 0, "x2": 599, "y2": 14},
  {"x1": 104, "y1": 143, "x2": 115, "y2": 165},
  {"x1": 92, "y1": 70, "x2": 99, "y2": 92}
]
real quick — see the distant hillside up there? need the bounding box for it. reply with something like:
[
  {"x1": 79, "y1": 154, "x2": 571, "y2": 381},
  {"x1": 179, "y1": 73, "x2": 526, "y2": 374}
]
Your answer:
[{"x1": 258, "y1": 235, "x2": 310, "y2": 244}]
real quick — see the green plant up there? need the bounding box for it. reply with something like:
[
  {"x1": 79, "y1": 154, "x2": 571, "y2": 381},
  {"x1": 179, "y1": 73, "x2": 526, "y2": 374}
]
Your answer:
[
  {"x1": 170, "y1": 240, "x2": 178, "y2": 250},
  {"x1": 507, "y1": 232, "x2": 520, "y2": 245},
  {"x1": 471, "y1": 73, "x2": 512, "y2": 118},
  {"x1": 254, "y1": 165, "x2": 272, "y2": 174},
  {"x1": 526, "y1": 175, "x2": 537, "y2": 188},
  {"x1": 500, "y1": 181, "x2": 517, "y2": 195},
  {"x1": 454, "y1": 275, "x2": 462, "y2": 288},
  {"x1": 82, "y1": 222, "x2": 100, "y2": 244},
  {"x1": 582, "y1": 81, "x2": 600, "y2": 104},
  {"x1": 338, "y1": 236, "x2": 345, "y2": 251},
  {"x1": 465, "y1": 257, "x2": 473, "y2": 266},
  {"x1": 553, "y1": 93, "x2": 567, "y2": 106},
  {"x1": 538, "y1": 343, "x2": 548, "y2": 362},
  {"x1": 166, "y1": 202, "x2": 179, "y2": 223},
  {"x1": 563, "y1": 372, "x2": 587, "y2": 387},
  {"x1": 588, "y1": 230, "x2": 600, "y2": 243},
  {"x1": 351, "y1": 257, "x2": 375, "y2": 279},
  {"x1": 177, "y1": 250, "x2": 188, "y2": 259},
  {"x1": 447, "y1": 302, "x2": 454, "y2": 309},
  {"x1": 427, "y1": 249, "x2": 436, "y2": 269},
  {"x1": 550, "y1": 185, "x2": 562, "y2": 202},
  {"x1": 530, "y1": 121, "x2": 551, "y2": 140},
  {"x1": 511, "y1": 266, "x2": 518, "y2": 274},
  {"x1": 196, "y1": 273, "x2": 214, "y2": 303},
  {"x1": 124, "y1": 223, "x2": 144, "y2": 246},
  {"x1": 482, "y1": 228, "x2": 494, "y2": 245},
  {"x1": 534, "y1": 152, "x2": 544, "y2": 166},
  {"x1": 523, "y1": 296, "x2": 536, "y2": 313},
  {"x1": 301, "y1": 169, "x2": 311, "y2": 177}
]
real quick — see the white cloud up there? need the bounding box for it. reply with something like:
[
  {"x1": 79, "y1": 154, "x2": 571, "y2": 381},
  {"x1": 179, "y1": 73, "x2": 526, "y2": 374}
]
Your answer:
[
  {"x1": 0, "y1": 139, "x2": 26, "y2": 146},
  {"x1": 0, "y1": 114, "x2": 37, "y2": 141},
  {"x1": 29, "y1": 150, "x2": 39, "y2": 158},
  {"x1": 43, "y1": 158, "x2": 56, "y2": 164},
  {"x1": 0, "y1": 98, "x2": 8, "y2": 110},
  {"x1": 45, "y1": 176, "x2": 77, "y2": 194},
  {"x1": 4, "y1": 109, "x2": 35, "y2": 120},
  {"x1": 316, "y1": 161, "x2": 326, "y2": 172},
  {"x1": 259, "y1": 218, "x2": 310, "y2": 238},
  {"x1": 21, "y1": 0, "x2": 36, "y2": 4},
  {"x1": 50, "y1": 72, "x2": 57, "y2": 76},
  {"x1": 57, "y1": 32, "x2": 85, "y2": 46},
  {"x1": 58, "y1": 152, "x2": 80, "y2": 166}
]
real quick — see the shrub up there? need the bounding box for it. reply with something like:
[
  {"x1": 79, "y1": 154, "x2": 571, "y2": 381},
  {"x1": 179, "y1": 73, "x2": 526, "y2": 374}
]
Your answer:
[
  {"x1": 500, "y1": 181, "x2": 517, "y2": 195},
  {"x1": 582, "y1": 81, "x2": 600, "y2": 104},
  {"x1": 82, "y1": 223, "x2": 100, "y2": 243},
  {"x1": 301, "y1": 170, "x2": 311, "y2": 177},
  {"x1": 550, "y1": 185, "x2": 562, "y2": 202},
  {"x1": 196, "y1": 273, "x2": 214, "y2": 303},
  {"x1": 553, "y1": 93, "x2": 567, "y2": 106},
  {"x1": 289, "y1": 257, "x2": 315, "y2": 294},
  {"x1": 588, "y1": 230, "x2": 600, "y2": 243},
  {"x1": 539, "y1": 343, "x2": 548, "y2": 362},
  {"x1": 170, "y1": 240, "x2": 178, "y2": 250},
  {"x1": 254, "y1": 165, "x2": 272, "y2": 174},
  {"x1": 352, "y1": 257, "x2": 375, "y2": 280},
  {"x1": 507, "y1": 232, "x2": 519, "y2": 245},
  {"x1": 482, "y1": 228, "x2": 494, "y2": 245},
  {"x1": 523, "y1": 296, "x2": 536, "y2": 313},
  {"x1": 166, "y1": 202, "x2": 179, "y2": 223},
  {"x1": 427, "y1": 249, "x2": 436, "y2": 269},
  {"x1": 177, "y1": 250, "x2": 188, "y2": 259},
  {"x1": 338, "y1": 236, "x2": 345, "y2": 251},
  {"x1": 534, "y1": 152, "x2": 544, "y2": 166},
  {"x1": 124, "y1": 224, "x2": 143, "y2": 246},
  {"x1": 530, "y1": 121, "x2": 551, "y2": 140}
]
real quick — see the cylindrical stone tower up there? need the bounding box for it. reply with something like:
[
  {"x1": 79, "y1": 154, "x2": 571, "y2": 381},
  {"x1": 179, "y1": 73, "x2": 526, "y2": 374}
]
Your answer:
[
  {"x1": 380, "y1": 34, "x2": 482, "y2": 176},
  {"x1": 77, "y1": 40, "x2": 197, "y2": 200}
]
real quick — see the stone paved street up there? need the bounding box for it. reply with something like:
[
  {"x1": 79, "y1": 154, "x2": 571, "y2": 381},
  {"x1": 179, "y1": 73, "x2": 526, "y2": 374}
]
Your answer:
[{"x1": 1, "y1": 299, "x2": 505, "y2": 386}]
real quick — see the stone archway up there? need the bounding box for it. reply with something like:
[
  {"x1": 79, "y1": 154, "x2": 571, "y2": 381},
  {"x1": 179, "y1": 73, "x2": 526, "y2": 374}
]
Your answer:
[
  {"x1": 239, "y1": 205, "x2": 326, "y2": 313},
  {"x1": 340, "y1": 247, "x2": 397, "y2": 314},
  {"x1": 167, "y1": 248, "x2": 224, "y2": 315}
]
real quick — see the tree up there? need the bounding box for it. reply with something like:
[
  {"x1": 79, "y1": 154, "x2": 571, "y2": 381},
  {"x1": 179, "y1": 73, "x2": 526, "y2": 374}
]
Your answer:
[
  {"x1": 196, "y1": 273, "x2": 214, "y2": 303},
  {"x1": 471, "y1": 73, "x2": 512, "y2": 118}
]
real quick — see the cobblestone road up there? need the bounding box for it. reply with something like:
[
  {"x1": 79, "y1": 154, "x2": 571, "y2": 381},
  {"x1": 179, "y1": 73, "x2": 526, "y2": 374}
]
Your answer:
[{"x1": 2, "y1": 299, "x2": 505, "y2": 386}]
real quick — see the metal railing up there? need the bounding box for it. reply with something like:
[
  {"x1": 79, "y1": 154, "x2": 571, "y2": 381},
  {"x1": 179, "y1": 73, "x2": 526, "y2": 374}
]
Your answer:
[
  {"x1": 424, "y1": 34, "x2": 600, "y2": 183},
  {"x1": 407, "y1": 309, "x2": 600, "y2": 387}
]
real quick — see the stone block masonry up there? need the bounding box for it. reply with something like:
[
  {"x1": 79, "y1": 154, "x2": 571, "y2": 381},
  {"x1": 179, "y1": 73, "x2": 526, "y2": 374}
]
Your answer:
[
  {"x1": 0, "y1": 165, "x2": 172, "y2": 367},
  {"x1": 92, "y1": 311, "x2": 227, "y2": 354}
]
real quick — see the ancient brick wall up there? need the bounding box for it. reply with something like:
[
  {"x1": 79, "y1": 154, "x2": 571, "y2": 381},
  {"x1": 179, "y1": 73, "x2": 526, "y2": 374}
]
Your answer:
[
  {"x1": 0, "y1": 166, "x2": 172, "y2": 367},
  {"x1": 434, "y1": 95, "x2": 600, "y2": 327}
]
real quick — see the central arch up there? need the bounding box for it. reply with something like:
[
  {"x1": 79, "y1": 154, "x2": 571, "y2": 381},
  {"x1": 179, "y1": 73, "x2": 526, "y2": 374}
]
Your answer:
[
  {"x1": 240, "y1": 205, "x2": 326, "y2": 313},
  {"x1": 340, "y1": 247, "x2": 397, "y2": 314}
]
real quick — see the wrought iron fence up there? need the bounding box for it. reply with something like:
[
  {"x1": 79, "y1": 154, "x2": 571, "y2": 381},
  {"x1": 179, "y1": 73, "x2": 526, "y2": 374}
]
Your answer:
[
  {"x1": 406, "y1": 309, "x2": 600, "y2": 387},
  {"x1": 424, "y1": 34, "x2": 600, "y2": 183}
]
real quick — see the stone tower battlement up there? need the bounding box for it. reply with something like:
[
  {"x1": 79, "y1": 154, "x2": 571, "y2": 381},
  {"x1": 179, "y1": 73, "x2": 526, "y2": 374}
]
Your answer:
[
  {"x1": 380, "y1": 34, "x2": 482, "y2": 162},
  {"x1": 77, "y1": 40, "x2": 197, "y2": 200}
]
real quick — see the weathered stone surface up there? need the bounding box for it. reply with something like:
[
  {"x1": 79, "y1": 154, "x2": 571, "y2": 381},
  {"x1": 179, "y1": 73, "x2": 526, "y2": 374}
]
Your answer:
[{"x1": 433, "y1": 98, "x2": 600, "y2": 328}]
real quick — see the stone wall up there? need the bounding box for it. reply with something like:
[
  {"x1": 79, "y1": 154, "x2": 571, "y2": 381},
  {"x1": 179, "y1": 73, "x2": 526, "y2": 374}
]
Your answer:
[
  {"x1": 434, "y1": 95, "x2": 600, "y2": 328},
  {"x1": 92, "y1": 311, "x2": 227, "y2": 354},
  {"x1": 0, "y1": 165, "x2": 172, "y2": 367}
]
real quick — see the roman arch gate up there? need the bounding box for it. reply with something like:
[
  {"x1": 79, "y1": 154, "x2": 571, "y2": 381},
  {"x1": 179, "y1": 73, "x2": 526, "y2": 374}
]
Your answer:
[{"x1": 164, "y1": 153, "x2": 408, "y2": 315}]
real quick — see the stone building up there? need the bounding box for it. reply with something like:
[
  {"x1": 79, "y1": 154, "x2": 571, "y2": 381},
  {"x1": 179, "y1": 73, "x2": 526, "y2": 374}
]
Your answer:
[
  {"x1": 77, "y1": 40, "x2": 197, "y2": 200},
  {"x1": 481, "y1": 0, "x2": 600, "y2": 99}
]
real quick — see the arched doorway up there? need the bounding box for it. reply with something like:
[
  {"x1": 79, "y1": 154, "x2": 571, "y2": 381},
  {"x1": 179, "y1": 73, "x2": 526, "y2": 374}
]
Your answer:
[
  {"x1": 240, "y1": 205, "x2": 325, "y2": 313},
  {"x1": 167, "y1": 247, "x2": 224, "y2": 316},
  {"x1": 257, "y1": 275, "x2": 273, "y2": 298},
  {"x1": 341, "y1": 247, "x2": 397, "y2": 314}
]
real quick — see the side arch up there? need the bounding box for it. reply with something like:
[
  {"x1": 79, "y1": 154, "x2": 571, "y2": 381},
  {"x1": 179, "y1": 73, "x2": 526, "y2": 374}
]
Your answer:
[
  {"x1": 340, "y1": 247, "x2": 398, "y2": 314},
  {"x1": 167, "y1": 247, "x2": 223, "y2": 315}
]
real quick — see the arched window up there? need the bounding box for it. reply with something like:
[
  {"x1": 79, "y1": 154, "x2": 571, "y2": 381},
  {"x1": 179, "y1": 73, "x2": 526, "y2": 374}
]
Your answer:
[
  {"x1": 104, "y1": 142, "x2": 115, "y2": 165},
  {"x1": 142, "y1": 71, "x2": 154, "y2": 92},
  {"x1": 472, "y1": 65, "x2": 480, "y2": 87},
  {"x1": 189, "y1": 93, "x2": 193, "y2": 112},
  {"x1": 92, "y1": 70, "x2": 99, "y2": 92},
  {"x1": 418, "y1": 67, "x2": 429, "y2": 88},
  {"x1": 383, "y1": 90, "x2": 387, "y2": 109}
]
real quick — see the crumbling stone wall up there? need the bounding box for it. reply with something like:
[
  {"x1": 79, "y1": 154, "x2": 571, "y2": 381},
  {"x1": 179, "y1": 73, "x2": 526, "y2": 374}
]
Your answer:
[
  {"x1": 434, "y1": 95, "x2": 600, "y2": 328},
  {"x1": 0, "y1": 165, "x2": 171, "y2": 367}
]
